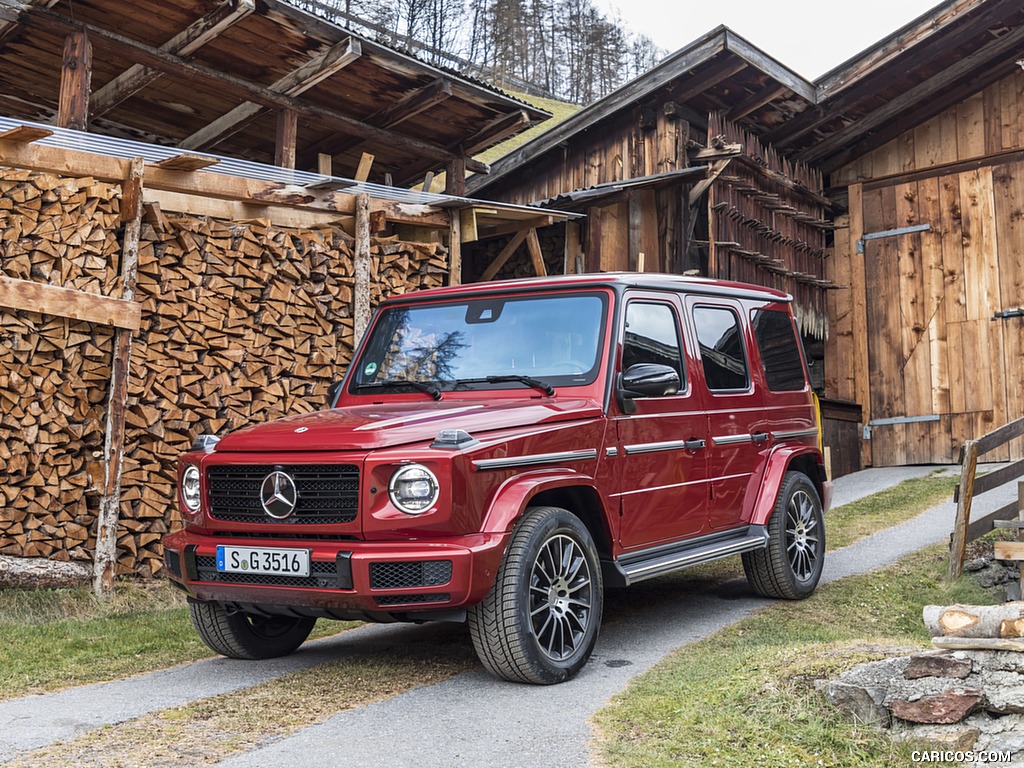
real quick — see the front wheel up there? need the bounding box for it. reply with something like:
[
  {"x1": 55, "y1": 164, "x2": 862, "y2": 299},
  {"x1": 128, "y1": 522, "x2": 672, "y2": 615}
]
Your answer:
[
  {"x1": 188, "y1": 599, "x2": 316, "y2": 660},
  {"x1": 742, "y1": 471, "x2": 824, "y2": 599},
  {"x1": 468, "y1": 506, "x2": 604, "y2": 684}
]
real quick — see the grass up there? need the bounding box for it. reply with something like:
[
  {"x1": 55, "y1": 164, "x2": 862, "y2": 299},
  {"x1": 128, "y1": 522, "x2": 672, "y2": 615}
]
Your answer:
[
  {"x1": 0, "y1": 580, "x2": 356, "y2": 701},
  {"x1": 591, "y1": 474, "x2": 988, "y2": 768}
]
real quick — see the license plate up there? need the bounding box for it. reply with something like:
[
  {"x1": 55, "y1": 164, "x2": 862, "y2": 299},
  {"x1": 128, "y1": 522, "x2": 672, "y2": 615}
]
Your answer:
[{"x1": 216, "y1": 546, "x2": 311, "y2": 577}]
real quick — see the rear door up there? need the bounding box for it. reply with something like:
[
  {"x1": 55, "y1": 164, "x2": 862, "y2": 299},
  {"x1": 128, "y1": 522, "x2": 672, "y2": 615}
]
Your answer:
[{"x1": 686, "y1": 298, "x2": 768, "y2": 531}]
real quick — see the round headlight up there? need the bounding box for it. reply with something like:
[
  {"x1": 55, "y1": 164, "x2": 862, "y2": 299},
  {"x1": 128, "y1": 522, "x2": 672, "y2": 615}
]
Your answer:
[
  {"x1": 182, "y1": 465, "x2": 201, "y2": 513},
  {"x1": 388, "y1": 464, "x2": 439, "y2": 515}
]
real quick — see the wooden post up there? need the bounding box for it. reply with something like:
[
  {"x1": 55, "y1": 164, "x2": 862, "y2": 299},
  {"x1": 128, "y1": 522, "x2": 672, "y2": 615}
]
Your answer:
[
  {"x1": 275, "y1": 110, "x2": 298, "y2": 168},
  {"x1": 354, "y1": 152, "x2": 374, "y2": 182},
  {"x1": 448, "y1": 208, "x2": 461, "y2": 286},
  {"x1": 58, "y1": 31, "x2": 92, "y2": 131},
  {"x1": 949, "y1": 439, "x2": 979, "y2": 580},
  {"x1": 526, "y1": 228, "x2": 547, "y2": 277},
  {"x1": 353, "y1": 192, "x2": 371, "y2": 345},
  {"x1": 317, "y1": 152, "x2": 332, "y2": 176},
  {"x1": 93, "y1": 157, "x2": 145, "y2": 596},
  {"x1": 445, "y1": 157, "x2": 466, "y2": 197}
]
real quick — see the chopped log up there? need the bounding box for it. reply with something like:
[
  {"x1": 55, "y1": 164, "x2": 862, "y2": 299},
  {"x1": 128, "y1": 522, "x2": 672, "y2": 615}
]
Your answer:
[
  {"x1": 932, "y1": 636, "x2": 1024, "y2": 652},
  {"x1": 0, "y1": 553, "x2": 90, "y2": 588},
  {"x1": 923, "y1": 603, "x2": 1024, "y2": 638}
]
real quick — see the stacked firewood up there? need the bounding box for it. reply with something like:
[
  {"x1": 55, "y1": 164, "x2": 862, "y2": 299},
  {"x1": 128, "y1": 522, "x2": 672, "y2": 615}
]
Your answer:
[
  {"x1": 0, "y1": 170, "x2": 122, "y2": 564},
  {"x1": 0, "y1": 167, "x2": 450, "y2": 577}
]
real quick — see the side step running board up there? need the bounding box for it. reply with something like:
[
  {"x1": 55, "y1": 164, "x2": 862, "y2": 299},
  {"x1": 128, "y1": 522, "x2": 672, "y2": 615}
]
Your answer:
[{"x1": 606, "y1": 525, "x2": 769, "y2": 587}]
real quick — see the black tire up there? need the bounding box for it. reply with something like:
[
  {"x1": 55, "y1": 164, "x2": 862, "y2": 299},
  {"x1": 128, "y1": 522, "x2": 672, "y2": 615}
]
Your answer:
[
  {"x1": 187, "y1": 599, "x2": 316, "y2": 660},
  {"x1": 468, "y1": 506, "x2": 604, "y2": 684},
  {"x1": 742, "y1": 471, "x2": 825, "y2": 600}
]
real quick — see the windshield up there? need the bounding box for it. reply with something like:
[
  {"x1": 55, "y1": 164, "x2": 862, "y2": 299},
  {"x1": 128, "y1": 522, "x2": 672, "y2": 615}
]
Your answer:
[{"x1": 350, "y1": 292, "x2": 608, "y2": 393}]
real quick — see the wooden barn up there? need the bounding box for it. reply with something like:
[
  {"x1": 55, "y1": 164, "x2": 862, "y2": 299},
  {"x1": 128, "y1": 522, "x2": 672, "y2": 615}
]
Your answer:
[{"x1": 466, "y1": 0, "x2": 1024, "y2": 472}]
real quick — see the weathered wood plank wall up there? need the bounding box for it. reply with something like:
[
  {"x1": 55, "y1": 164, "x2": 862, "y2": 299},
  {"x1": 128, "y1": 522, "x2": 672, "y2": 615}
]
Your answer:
[{"x1": 827, "y1": 68, "x2": 1024, "y2": 466}]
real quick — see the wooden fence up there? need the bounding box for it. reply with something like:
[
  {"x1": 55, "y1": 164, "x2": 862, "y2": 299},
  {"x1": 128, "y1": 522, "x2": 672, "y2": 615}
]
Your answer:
[{"x1": 949, "y1": 416, "x2": 1024, "y2": 580}]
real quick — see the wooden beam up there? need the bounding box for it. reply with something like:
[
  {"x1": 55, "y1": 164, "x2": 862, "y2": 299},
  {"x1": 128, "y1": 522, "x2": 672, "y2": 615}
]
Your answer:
[
  {"x1": 0, "y1": 274, "x2": 140, "y2": 330},
  {"x1": 480, "y1": 230, "x2": 528, "y2": 281},
  {"x1": 353, "y1": 192, "x2": 371, "y2": 344},
  {"x1": 462, "y1": 110, "x2": 531, "y2": 156},
  {"x1": 180, "y1": 37, "x2": 362, "y2": 151},
  {"x1": 2, "y1": 8, "x2": 467, "y2": 166},
  {"x1": 525, "y1": 228, "x2": 546, "y2": 277},
  {"x1": 152, "y1": 153, "x2": 220, "y2": 171},
  {"x1": 94, "y1": 157, "x2": 145, "y2": 597},
  {"x1": 727, "y1": 83, "x2": 788, "y2": 122},
  {"x1": 994, "y1": 541, "x2": 1024, "y2": 561},
  {"x1": 147, "y1": 188, "x2": 355, "y2": 230},
  {"x1": 275, "y1": 109, "x2": 298, "y2": 169},
  {"x1": 57, "y1": 30, "x2": 91, "y2": 131},
  {"x1": 90, "y1": 0, "x2": 255, "y2": 116},
  {"x1": 477, "y1": 214, "x2": 555, "y2": 240},
  {"x1": 688, "y1": 158, "x2": 733, "y2": 206},
  {"x1": 0, "y1": 125, "x2": 53, "y2": 143},
  {"x1": 459, "y1": 208, "x2": 478, "y2": 243},
  {"x1": 354, "y1": 152, "x2": 374, "y2": 182},
  {"x1": 300, "y1": 77, "x2": 453, "y2": 167}
]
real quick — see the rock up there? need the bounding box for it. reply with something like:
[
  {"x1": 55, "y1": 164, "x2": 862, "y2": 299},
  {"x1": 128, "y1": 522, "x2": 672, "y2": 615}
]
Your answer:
[
  {"x1": 904, "y1": 653, "x2": 972, "y2": 680},
  {"x1": 965, "y1": 557, "x2": 990, "y2": 572},
  {"x1": 981, "y1": 672, "x2": 1024, "y2": 714},
  {"x1": 822, "y1": 681, "x2": 891, "y2": 727},
  {"x1": 892, "y1": 723, "x2": 980, "y2": 752},
  {"x1": 966, "y1": 713, "x2": 1024, "y2": 759},
  {"x1": 889, "y1": 688, "x2": 983, "y2": 724}
]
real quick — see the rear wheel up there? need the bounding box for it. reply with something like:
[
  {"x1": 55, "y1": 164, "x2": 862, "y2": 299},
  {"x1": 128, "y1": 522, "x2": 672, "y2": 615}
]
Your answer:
[
  {"x1": 188, "y1": 599, "x2": 316, "y2": 659},
  {"x1": 743, "y1": 471, "x2": 824, "y2": 599},
  {"x1": 468, "y1": 506, "x2": 603, "y2": 684}
]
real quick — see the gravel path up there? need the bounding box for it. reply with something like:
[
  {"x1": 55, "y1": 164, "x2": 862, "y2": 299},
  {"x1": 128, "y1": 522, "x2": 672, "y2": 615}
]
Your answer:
[{"x1": 0, "y1": 466, "x2": 1013, "y2": 767}]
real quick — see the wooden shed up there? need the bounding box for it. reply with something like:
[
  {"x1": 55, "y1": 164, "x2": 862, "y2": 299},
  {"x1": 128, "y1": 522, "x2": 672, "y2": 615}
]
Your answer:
[
  {"x1": 0, "y1": 0, "x2": 570, "y2": 585},
  {"x1": 468, "y1": 0, "x2": 1024, "y2": 469}
]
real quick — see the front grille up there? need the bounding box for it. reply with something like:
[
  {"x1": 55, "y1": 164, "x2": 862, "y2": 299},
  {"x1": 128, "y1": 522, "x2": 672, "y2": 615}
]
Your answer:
[
  {"x1": 165, "y1": 550, "x2": 182, "y2": 577},
  {"x1": 194, "y1": 555, "x2": 347, "y2": 589},
  {"x1": 207, "y1": 464, "x2": 358, "y2": 524},
  {"x1": 376, "y1": 593, "x2": 451, "y2": 606},
  {"x1": 370, "y1": 560, "x2": 453, "y2": 590}
]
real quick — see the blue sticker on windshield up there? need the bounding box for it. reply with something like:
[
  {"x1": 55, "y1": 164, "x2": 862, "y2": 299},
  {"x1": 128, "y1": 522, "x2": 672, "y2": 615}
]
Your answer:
[{"x1": 364, "y1": 362, "x2": 378, "y2": 376}]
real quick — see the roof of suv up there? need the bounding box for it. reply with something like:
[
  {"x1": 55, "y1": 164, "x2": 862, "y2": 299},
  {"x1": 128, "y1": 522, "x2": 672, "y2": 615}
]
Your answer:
[{"x1": 383, "y1": 273, "x2": 793, "y2": 305}]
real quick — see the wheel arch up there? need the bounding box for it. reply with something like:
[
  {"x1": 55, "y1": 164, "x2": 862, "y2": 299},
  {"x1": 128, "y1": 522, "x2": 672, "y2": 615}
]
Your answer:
[
  {"x1": 481, "y1": 474, "x2": 613, "y2": 559},
  {"x1": 749, "y1": 446, "x2": 827, "y2": 527}
]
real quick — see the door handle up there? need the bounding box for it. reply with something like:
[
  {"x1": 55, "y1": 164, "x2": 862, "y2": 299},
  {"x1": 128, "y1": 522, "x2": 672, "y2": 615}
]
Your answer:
[
  {"x1": 752, "y1": 432, "x2": 769, "y2": 444},
  {"x1": 684, "y1": 438, "x2": 706, "y2": 451}
]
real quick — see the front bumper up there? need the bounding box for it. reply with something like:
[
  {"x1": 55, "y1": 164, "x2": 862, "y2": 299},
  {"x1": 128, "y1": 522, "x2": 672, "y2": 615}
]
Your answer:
[{"x1": 163, "y1": 529, "x2": 508, "y2": 620}]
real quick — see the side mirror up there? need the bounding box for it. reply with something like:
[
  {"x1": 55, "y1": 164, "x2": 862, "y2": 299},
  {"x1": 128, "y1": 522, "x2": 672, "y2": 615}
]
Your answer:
[
  {"x1": 617, "y1": 363, "x2": 680, "y2": 413},
  {"x1": 326, "y1": 380, "x2": 343, "y2": 409}
]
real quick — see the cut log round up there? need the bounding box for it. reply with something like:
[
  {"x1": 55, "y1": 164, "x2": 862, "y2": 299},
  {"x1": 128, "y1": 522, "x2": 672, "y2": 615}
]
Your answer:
[{"x1": 923, "y1": 603, "x2": 1024, "y2": 639}]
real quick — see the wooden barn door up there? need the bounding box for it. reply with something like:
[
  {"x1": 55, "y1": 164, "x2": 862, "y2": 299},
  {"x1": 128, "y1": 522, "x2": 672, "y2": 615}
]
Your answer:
[{"x1": 858, "y1": 165, "x2": 1024, "y2": 466}]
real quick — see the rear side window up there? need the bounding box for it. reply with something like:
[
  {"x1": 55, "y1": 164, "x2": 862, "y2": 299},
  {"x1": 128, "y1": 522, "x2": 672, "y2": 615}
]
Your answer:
[
  {"x1": 623, "y1": 302, "x2": 685, "y2": 385},
  {"x1": 692, "y1": 306, "x2": 749, "y2": 391},
  {"x1": 752, "y1": 309, "x2": 807, "y2": 392}
]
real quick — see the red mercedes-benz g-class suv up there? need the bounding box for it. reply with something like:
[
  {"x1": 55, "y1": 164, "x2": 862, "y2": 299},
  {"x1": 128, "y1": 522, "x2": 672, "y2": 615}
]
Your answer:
[{"x1": 164, "y1": 273, "x2": 829, "y2": 684}]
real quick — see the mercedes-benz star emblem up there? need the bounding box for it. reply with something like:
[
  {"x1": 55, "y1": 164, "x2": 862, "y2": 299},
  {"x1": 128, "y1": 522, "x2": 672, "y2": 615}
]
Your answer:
[{"x1": 260, "y1": 471, "x2": 298, "y2": 519}]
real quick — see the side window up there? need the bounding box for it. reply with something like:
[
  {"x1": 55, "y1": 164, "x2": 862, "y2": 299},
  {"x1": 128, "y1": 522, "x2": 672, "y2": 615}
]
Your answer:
[
  {"x1": 623, "y1": 301, "x2": 685, "y2": 386},
  {"x1": 693, "y1": 306, "x2": 750, "y2": 391},
  {"x1": 752, "y1": 309, "x2": 807, "y2": 391}
]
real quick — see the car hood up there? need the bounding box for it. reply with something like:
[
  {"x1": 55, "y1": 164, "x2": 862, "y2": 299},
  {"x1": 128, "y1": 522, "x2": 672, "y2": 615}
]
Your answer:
[{"x1": 212, "y1": 397, "x2": 604, "y2": 452}]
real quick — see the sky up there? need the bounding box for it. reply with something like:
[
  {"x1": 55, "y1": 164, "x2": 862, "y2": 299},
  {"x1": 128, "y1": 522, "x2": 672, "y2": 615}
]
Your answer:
[{"x1": 595, "y1": 0, "x2": 944, "y2": 80}]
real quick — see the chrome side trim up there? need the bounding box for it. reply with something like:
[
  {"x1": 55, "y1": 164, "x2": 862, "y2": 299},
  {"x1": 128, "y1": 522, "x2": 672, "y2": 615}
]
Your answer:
[
  {"x1": 623, "y1": 439, "x2": 689, "y2": 456},
  {"x1": 605, "y1": 447, "x2": 618, "y2": 457},
  {"x1": 712, "y1": 434, "x2": 753, "y2": 446},
  {"x1": 473, "y1": 449, "x2": 598, "y2": 471},
  {"x1": 771, "y1": 428, "x2": 819, "y2": 440}
]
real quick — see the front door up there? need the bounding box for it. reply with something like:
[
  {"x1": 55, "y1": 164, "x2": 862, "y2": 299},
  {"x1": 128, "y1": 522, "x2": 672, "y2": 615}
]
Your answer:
[{"x1": 613, "y1": 294, "x2": 710, "y2": 549}]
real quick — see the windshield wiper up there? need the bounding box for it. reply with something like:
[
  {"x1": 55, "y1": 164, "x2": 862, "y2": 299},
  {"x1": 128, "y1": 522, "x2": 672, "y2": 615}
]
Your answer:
[
  {"x1": 453, "y1": 375, "x2": 555, "y2": 397},
  {"x1": 355, "y1": 379, "x2": 442, "y2": 400}
]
